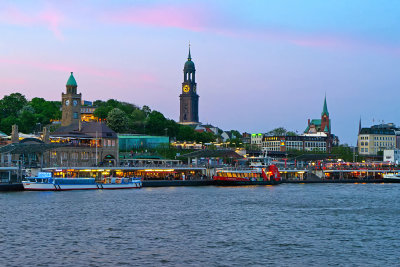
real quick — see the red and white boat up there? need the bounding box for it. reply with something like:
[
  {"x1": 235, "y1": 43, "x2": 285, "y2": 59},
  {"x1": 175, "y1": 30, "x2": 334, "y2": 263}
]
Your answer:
[{"x1": 213, "y1": 165, "x2": 281, "y2": 185}]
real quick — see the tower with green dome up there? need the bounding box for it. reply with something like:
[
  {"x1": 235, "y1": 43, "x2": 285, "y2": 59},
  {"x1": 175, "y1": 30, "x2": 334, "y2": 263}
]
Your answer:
[
  {"x1": 61, "y1": 72, "x2": 82, "y2": 126},
  {"x1": 179, "y1": 44, "x2": 199, "y2": 124}
]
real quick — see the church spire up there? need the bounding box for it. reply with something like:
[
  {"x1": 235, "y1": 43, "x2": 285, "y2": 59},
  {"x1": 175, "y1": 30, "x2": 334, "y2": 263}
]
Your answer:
[
  {"x1": 188, "y1": 42, "x2": 192, "y2": 61},
  {"x1": 359, "y1": 117, "x2": 362, "y2": 134},
  {"x1": 321, "y1": 94, "x2": 329, "y2": 116}
]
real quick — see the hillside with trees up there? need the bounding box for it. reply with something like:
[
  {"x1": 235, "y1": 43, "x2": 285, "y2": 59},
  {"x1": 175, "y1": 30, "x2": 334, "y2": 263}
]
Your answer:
[{"x1": 0, "y1": 93, "x2": 216, "y2": 143}]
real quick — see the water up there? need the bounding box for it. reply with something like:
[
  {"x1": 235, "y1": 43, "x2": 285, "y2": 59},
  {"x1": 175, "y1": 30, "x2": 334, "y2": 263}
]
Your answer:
[{"x1": 1, "y1": 184, "x2": 400, "y2": 266}]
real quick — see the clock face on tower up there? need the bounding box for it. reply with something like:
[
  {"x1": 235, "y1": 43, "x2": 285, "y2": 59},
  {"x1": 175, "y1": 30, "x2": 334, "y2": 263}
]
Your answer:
[
  {"x1": 183, "y1": 84, "x2": 190, "y2": 93},
  {"x1": 73, "y1": 100, "x2": 78, "y2": 106},
  {"x1": 65, "y1": 100, "x2": 70, "y2": 106}
]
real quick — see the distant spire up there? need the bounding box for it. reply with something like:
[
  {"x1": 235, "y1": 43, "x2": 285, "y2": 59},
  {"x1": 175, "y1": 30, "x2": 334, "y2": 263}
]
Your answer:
[
  {"x1": 321, "y1": 93, "x2": 329, "y2": 116},
  {"x1": 188, "y1": 42, "x2": 191, "y2": 61},
  {"x1": 358, "y1": 116, "x2": 362, "y2": 134}
]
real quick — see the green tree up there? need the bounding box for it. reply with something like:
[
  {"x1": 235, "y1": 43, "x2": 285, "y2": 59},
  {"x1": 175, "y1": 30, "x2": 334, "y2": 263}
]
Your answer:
[
  {"x1": 331, "y1": 145, "x2": 354, "y2": 162},
  {"x1": 0, "y1": 116, "x2": 18, "y2": 135},
  {"x1": 177, "y1": 125, "x2": 195, "y2": 141},
  {"x1": 0, "y1": 93, "x2": 28, "y2": 118},
  {"x1": 131, "y1": 109, "x2": 146, "y2": 122},
  {"x1": 145, "y1": 111, "x2": 167, "y2": 135},
  {"x1": 106, "y1": 108, "x2": 129, "y2": 133},
  {"x1": 267, "y1": 127, "x2": 287, "y2": 136}
]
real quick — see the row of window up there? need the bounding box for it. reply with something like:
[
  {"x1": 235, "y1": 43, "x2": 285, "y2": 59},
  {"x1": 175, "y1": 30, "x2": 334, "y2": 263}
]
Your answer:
[
  {"x1": 374, "y1": 142, "x2": 395, "y2": 148},
  {"x1": 51, "y1": 152, "x2": 98, "y2": 160}
]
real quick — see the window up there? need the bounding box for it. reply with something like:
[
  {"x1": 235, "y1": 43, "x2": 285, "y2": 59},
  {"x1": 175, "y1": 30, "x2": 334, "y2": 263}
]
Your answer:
[
  {"x1": 361, "y1": 148, "x2": 364, "y2": 152},
  {"x1": 73, "y1": 112, "x2": 78, "y2": 119},
  {"x1": 81, "y1": 152, "x2": 89, "y2": 160},
  {"x1": 71, "y1": 152, "x2": 78, "y2": 160},
  {"x1": 365, "y1": 142, "x2": 368, "y2": 146},
  {"x1": 365, "y1": 148, "x2": 368, "y2": 152}
]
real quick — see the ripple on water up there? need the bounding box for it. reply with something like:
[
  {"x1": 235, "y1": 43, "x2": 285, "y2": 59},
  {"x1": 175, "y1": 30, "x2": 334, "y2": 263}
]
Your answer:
[{"x1": 1, "y1": 184, "x2": 400, "y2": 266}]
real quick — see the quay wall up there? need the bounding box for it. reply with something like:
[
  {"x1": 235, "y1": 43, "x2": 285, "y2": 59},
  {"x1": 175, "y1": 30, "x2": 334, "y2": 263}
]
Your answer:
[{"x1": 0, "y1": 178, "x2": 391, "y2": 192}]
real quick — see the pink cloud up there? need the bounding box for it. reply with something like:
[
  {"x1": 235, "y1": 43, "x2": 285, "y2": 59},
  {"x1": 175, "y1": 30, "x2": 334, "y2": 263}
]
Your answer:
[
  {"x1": 0, "y1": 57, "x2": 122, "y2": 78},
  {"x1": 0, "y1": 5, "x2": 65, "y2": 40},
  {"x1": 104, "y1": 4, "x2": 210, "y2": 32}
]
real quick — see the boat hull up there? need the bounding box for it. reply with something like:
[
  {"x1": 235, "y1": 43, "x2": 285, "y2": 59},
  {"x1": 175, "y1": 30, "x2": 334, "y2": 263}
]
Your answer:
[
  {"x1": 99, "y1": 182, "x2": 142, "y2": 189},
  {"x1": 22, "y1": 181, "x2": 142, "y2": 191},
  {"x1": 213, "y1": 177, "x2": 281, "y2": 186},
  {"x1": 383, "y1": 178, "x2": 400, "y2": 183}
]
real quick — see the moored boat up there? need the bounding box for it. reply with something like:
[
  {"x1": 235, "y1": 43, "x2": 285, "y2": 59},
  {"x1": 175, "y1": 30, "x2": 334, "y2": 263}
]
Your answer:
[
  {"x1": 383, "y1": 173, "x2": 400, "y2": 183},
  {"x1": 22, "y1": 173, "x2": 142, "y2": 191},
  {"x1": 213, "y1": 165, "x2": 281, "y2": 186}
]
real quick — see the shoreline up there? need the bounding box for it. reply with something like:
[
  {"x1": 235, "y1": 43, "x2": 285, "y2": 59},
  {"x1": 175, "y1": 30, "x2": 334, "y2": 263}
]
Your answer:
[{"x1": 0, "y1": 178, "x2": 391, "y2": 192}]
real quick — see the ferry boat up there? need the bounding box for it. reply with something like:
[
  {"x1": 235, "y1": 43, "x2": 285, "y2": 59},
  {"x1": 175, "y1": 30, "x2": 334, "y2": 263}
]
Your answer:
[
  {"x1": 383, "y1": 173, "x2": 400, "y2": 183},
  {"x1": 213, "y1": 165, "x2": 281, "y2": 186},
  {"x1": 22, "y1": 172, "x2": 142, "y2": 191}
]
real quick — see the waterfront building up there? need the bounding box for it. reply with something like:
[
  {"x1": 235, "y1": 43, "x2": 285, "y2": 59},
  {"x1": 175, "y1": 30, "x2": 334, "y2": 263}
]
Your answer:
[
  {"x1": 251, "y1": 133, "x2": 264, "y2": 148},
  {"x1": 194, "y1": 125, "x2": 218, "y2": 135},
  {"x1": 262, "y1": 135, "x2": 328, "y2": 152},
  {"x1": 49, "y1": 73, "x2": 119, "y2": 167},
  {"x1": 383, "y1": 149, "x2": 400, "y2": 164},
  {"x1": 358, "y1": 123, "x2": 397, "y2": 156},
  {"x1": 80, "y1": 101, "x2": 98, "y2": 122},
  {"x1": 241, "y1": 132, "x2": 251, "y2": 145},
  {"x1": 118, "y1": 134, "x2": 169, "y2": 151},
  {"x1": 179, "y1": 45, "x2": 199, "y2": 125}
]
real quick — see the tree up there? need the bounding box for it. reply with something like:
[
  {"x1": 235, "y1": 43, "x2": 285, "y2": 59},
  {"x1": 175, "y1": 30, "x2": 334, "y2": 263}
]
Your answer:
[
  {"x1": 106, "y1": 108, "x2": 129, "y2": 133},
  {"x1": 131, "y1": 109, "x2": 146, "y2": 122},
  {"x1": 331, "y1": 145, "x2": 354, "y2": 162},
  {"x1": 142, "y1": 105, "x2": 151, "y2": 117},
  {"x1": 0, "y1": 93, "x2": 28, "y2": 118},
  {"x1": 267, "y1": 127, "x2": 287, "y2": 136},
  {"x1": 94, "y1": 106, "x2": 111, "y2": 120},
  {"x1": 145, "y1": 111, "x2": 167, "y2": 135}
]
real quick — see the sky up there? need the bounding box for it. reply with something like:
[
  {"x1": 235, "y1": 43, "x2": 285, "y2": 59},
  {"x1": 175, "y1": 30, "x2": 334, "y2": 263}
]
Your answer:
[{"x1": 0, "y1": 0, "x2": 399, "y2": 145}]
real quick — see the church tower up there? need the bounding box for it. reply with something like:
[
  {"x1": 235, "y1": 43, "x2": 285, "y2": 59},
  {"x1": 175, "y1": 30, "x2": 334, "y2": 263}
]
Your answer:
[
  {"x1": 179, "y1": 45, "x2": 199, "y2": 124},
  {"x1": 320, "y1": 95, "x2": 330, "y2": 134},
  {"x1": 61, "y1": 72, "x2": 82, "y2": 127}
]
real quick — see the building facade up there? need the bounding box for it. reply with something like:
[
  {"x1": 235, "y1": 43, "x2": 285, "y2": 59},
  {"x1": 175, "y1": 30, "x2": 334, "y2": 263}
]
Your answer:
[
  {"x1": 383, "y1": 149, "x2": 400, "y2": 163},
  {"x1": 179, "y1": 46, "x2": 199, "y2": 125},
  {"x1": 118, "y1": 135, "x2": 169, "y2": 151},
  {"x1": 262, "y1": 135, "x2": 329, "y2": 152},
  {"x1": 358, "y1": 124, "x2": 397, "y2": 156},
  {"x1": 50, "y1": 73, "x2": 119, "y2": 167},
  {"x1": 251, "y1": 133, "x2": 264, "y2": 148}
]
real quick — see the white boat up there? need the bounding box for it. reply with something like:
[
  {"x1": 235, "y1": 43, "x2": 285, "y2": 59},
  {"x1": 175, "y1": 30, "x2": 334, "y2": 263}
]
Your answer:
[
  {"x1": 22, "y1": 176, "x2": 142, "y2": 191},
  {"x1": 383, "y1": 173, "x2": 400, "y2": 182}
]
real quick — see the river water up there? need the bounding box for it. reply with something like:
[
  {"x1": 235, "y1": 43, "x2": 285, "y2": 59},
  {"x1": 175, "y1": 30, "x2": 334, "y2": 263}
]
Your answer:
[{"x1": 1, "y1": 184, "x2": 400, "y2": 266}]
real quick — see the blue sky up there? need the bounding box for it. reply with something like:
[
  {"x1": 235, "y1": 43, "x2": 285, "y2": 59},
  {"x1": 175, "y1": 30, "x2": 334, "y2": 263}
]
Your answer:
[{"x1": 0, "y1": 0, "x2": 399, "y2": 144}]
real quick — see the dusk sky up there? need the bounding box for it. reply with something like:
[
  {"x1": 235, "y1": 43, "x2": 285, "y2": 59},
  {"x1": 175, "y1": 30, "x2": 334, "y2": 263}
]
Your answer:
[{"x1": 0, "y1": 0, "x2": 399, "y2": 144}]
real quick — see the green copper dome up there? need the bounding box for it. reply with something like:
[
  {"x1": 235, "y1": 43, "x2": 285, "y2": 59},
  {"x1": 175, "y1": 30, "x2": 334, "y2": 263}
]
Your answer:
[
  {"x1": 184, "y1": 60, "x2": 195, "y2": 69},
  {"x1": 66, "y1": 72, "x2": 77, "y2": 87}
]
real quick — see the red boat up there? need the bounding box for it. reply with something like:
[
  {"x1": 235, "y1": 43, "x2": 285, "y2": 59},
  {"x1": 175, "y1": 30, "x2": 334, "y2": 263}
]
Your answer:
[{"x1": 213, "y1": 165, "x2": 281, "y2": 185}]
